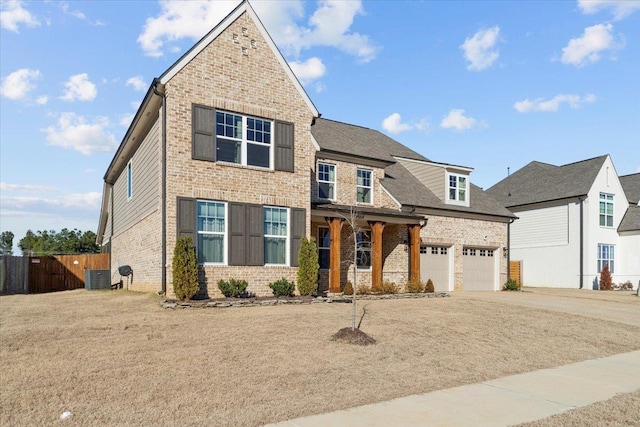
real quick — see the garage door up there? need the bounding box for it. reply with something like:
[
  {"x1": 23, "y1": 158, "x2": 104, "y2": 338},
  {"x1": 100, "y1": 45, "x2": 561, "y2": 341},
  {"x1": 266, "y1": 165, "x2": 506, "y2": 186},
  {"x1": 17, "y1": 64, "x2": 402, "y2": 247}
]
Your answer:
[
  {"x1": 420, "y1": 245, "x2": 450, "y2": 292},
  {"x1": 462, "y1": 248, "x2": 496, "y2": 291}
]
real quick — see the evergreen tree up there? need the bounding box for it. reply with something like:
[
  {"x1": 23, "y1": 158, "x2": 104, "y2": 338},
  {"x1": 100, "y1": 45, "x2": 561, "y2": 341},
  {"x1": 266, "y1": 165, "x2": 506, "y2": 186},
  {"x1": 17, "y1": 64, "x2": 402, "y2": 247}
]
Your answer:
[
  {"x1": 297, "y1": 237, "x2": 319, "y2": 295},
  {"x1": 0, "y1": 231, "x2": 14, "y2": 255},
  {"x1": 172, "y1": 237, "x2": 199, "y2": 300}
]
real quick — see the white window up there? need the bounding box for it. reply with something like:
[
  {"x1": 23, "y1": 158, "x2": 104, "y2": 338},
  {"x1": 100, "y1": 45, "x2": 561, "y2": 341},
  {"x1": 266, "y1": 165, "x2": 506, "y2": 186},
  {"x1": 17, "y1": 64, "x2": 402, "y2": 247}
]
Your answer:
[
  {"x1": 599, "y1": 193, "x2": 613, "y2": 227},
  {"x1": 215, "y1": 111, "x2": 272, "y2": 168},
  {"x1": 448, "y1": 174, "x2": 467, "y2": 203},
  {"x1": 127, "y1": 161, "x2": 133, "y2": 199},
  {"x1": 197, "y1": 201, "x2": 226, "y2": 264},
  {"x1": 318, "y1": 227, "x2": 330, "y2": 269},
  {"x1": 356, "y1": 168, "x2": 372, "y2": 204},
  {"x1": 597, "y1": 244, "x2": 614, "y2": 273},
  {"x1": 318, "y1": 162, "x2": 336, "y2": 200},
  {"x1": 264, "y1": 207, "x2": 288, "y2": 265}
]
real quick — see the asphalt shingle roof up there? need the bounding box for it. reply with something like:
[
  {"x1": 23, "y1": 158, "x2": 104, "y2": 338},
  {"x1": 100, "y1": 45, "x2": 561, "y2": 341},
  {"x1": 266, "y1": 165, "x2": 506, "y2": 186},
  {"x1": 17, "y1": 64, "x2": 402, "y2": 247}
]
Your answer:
[
  {"x1": 311, "y1": 118, "x2": 515, "y2": 219},
  {"x1": 619, "y1": 205, "x2": 640, "y2": 232},
  {"x1": 620, "y1": 173, "x2": 640, "y2": 205},
  {"x1": 486, "y1": 155, "x2": 608, "y2": 208}
]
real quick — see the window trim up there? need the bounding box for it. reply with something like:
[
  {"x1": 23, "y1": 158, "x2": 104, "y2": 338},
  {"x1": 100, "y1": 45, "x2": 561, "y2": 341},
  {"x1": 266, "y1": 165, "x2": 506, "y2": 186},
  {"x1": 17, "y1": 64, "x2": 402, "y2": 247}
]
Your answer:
[
  {"x1": 446, "y1": 172, "x2": 468, "y2": 206},
  {"x1": 599, "y1": 193, "x2": 614, "y2": 228},
  {"x1": 263, "y1": 206, "x2": 290, "y2": 266},
  {"x1": 317, "y1": 161, "x2": 337, "y2": 201},
  {"x1": 318, "y1": 226, "x2": 330, "y2": 270},
  {"x1": 597, "y1": 243, "x2": 615, "y2": 273},
  {"x1": 356, "y1": 168, "x2": 373, "y2": 205},
  {"x1": 196, "y1": 200, "x2": 228, "y2": 265},
  {"x1": 215, "y1": 110, "x2": 274, "y2": 170},
  {"x1": 126, "y1": 161, "x2": 133, "y2": 200}
]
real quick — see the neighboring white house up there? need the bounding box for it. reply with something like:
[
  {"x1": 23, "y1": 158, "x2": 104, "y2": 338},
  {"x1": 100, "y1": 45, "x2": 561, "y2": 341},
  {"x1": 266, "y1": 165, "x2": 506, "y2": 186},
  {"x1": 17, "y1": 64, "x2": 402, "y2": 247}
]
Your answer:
[{"x1": 487, "y1": 155, "x2": 639, "y2": 289}]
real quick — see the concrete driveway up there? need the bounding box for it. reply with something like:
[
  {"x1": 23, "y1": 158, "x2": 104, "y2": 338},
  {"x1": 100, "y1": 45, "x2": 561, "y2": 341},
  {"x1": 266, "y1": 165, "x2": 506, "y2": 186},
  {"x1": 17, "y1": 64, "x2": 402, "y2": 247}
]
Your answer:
[{"x1": 456, "y1": 288, "x2": 640, "y2": 327}]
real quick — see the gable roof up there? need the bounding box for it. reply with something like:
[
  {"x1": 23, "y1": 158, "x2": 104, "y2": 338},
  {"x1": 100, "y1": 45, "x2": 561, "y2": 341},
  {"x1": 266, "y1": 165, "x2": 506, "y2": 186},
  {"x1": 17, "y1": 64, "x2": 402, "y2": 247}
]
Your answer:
[
  {"x1": 311, "y1": 117, "x2": 515, "y2": 219},
  {"x1": 620, "y1": 173, "x2": 640, "y2": 205},
  {"x1": 486, "y1": 155, "x2": 608, "y2": 208},
  {"x1": 159, "y1": 0, "x2": 318, "y2": 117},
  {"x1": 619, "y1": 205, "x2": 640, "y2": 232}
]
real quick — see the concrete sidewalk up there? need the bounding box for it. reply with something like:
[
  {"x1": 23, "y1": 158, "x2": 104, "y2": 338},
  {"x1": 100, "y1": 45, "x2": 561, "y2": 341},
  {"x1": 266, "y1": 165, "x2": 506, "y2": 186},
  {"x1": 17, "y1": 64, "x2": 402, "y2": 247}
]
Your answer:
[{"x1": 265, "y1": 351, "x2": 640, "y2": 427}]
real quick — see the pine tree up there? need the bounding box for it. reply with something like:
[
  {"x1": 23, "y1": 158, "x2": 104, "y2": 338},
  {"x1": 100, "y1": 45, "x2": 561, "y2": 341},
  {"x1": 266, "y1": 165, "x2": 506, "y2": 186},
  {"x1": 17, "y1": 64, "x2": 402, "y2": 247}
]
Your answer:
[
  {"x1": 172, "y1": 237, "x2": 199, "y2": 300},
  {"x1": 297, "y1": 237, "x2": 319, "y2": 295}
]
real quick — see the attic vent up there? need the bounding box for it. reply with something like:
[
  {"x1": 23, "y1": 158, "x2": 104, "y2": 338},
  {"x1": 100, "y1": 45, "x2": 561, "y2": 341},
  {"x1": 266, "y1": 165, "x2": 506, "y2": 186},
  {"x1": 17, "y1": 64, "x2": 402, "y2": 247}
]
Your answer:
[
  {"x1": 232, "y1": 34, "x2": 239, "y2": 43},
  {"x1": 242, "y1": 27, "x2": 248, "y2": 36},
  {"x1": 251, "y1": 39, "x2": 257, "y2": 49}
]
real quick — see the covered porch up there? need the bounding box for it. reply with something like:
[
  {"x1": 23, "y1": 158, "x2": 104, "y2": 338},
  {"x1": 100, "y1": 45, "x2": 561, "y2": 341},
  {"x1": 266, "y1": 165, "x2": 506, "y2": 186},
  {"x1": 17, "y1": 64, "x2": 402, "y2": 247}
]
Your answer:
[{"x1": 311, "y1": 203, "x2": 425, "y2": 294}]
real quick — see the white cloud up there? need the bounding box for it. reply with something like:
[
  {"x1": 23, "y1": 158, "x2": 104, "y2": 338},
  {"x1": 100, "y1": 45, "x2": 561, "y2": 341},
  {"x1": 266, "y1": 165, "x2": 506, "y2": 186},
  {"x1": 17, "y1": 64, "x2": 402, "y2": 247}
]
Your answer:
[
  {"x1": 561, "y1": 23, "x2": 623, "y2": 66},
  {"x1": 126, "y1": 75, "x2": 147, "y2": 91},
  {"x1": 1, "y1": 192, "x2": 102, "y2": 212},
  {"x1": 120, "y1": 113, "x2": 135, "y2": 127},
  {"x1": 460, "y1": 26, "x2": 501, "y2": 71},
  {"x1": 43, "y1": 113, "x2": 117, "y2": 155},
  {"x1": 577, "y1": 0, "x2": 640, "y2": 20},
  {"x1": 0, "y1": 0, "x2": 40, "y2": 32},
  {"x1": 440, "y1": 109, "x2": 478, "y2": 131},
  {"x1": 59, "y1": 2, "x2": 86, "y2": 20},
  {"x1": 137, "y1": 0, "x2": 378, "y2": 62},
  {"x1": 514, "y1": 94, "x2": 597, "y2": 113},
  {"x1": 0, "y1": 68, "x2": 40, "y2": 100},
  {"x1": 36, "y1": 95, "x2": 48, "y2": 105},
  {"x1": 382, "y1": 113, "x2": 412, "y2": 134},
  {"x1": 61, "y1": 73, "x2": 97, "y2": 101},
  {"x1": 0, "y1": 182, "x2": 57, "y2": 192},
  {"x1": 288, "y1": 57, "x2": 326, "y2": 84}
]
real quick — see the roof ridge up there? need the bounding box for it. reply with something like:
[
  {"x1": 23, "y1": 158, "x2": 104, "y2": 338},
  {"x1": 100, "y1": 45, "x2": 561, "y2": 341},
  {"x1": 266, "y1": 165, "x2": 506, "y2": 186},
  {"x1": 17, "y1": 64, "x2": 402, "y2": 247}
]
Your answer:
[
  {"x1": 559, "y1": 154, "x2": 608, "y2": 168},
  {"x1": 317, "y1": 116, "x2": 379, "y2": 133}
]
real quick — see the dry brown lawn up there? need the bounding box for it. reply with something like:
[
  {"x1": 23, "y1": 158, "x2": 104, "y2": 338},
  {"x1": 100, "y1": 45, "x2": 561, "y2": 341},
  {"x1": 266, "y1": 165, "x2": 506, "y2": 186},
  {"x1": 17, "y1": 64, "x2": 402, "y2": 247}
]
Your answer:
[{"x1": 1, "y1": 289, "x2": 639, "y2": 426}]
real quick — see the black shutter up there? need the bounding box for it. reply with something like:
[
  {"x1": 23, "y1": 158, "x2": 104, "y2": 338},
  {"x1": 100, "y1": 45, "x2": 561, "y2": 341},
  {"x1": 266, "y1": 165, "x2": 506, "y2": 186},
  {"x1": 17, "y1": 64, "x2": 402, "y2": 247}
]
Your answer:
[
  {"x1": 228, "y1": 203, "x2": 246, "y2": 266},
  {"x1": 176, "y1": 197, "x2": 196, "y2": 241},
  {"x1": 290, "y1": 208, "x2": 306, "y2": 267},
  {"x1": 274, "y1": 120, "x2": 294, "y2": 172},
  {"x1": 192, "y1": 104, "x2": 216, "y2": 161},
  {"x1": 246, "y1": 204, "x2": 264, "y2": 266}
]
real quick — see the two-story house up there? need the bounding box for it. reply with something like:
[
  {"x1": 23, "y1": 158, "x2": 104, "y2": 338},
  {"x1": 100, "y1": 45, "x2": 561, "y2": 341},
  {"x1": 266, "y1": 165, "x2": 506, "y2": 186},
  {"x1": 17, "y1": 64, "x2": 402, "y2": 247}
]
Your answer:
[
  {"x1": 487, "y1": 155, "x2": 639, "y2": 288},
  {"x1": 97, "y1": 0, "x2": 515, "y2": 297}
]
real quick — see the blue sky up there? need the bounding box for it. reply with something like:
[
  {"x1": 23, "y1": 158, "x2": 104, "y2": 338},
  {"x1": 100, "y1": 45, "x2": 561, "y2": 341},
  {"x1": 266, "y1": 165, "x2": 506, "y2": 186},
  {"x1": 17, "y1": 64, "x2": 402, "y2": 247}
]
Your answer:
[{"x1": 1, "y1": 0, "x2": 639, "y2": 252}]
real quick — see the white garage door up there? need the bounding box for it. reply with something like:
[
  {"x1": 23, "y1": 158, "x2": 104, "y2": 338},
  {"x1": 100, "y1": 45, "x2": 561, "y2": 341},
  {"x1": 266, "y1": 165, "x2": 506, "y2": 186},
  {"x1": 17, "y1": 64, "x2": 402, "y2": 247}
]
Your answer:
[
  {"x1": 420, "y1": 245, "x2": 450, "y2": 292},
  {"x1": 462, "y1": 248, "x2": 496, "y2": 291}
]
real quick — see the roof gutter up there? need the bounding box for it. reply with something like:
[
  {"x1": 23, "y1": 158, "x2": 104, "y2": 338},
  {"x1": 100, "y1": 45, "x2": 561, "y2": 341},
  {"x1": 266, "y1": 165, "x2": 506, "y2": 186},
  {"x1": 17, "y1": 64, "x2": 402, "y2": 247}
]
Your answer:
[
  {"x1": 579, "y1": 197, "x2": 584, "y2": 289},
  {"x1": 152, "y1": 78, "x2": 167, "y2": 296}
]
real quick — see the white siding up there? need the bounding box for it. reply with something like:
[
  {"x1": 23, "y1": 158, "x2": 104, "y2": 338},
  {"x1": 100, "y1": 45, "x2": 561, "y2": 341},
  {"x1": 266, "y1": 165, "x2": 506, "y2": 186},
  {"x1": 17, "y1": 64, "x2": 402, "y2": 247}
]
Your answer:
[{"x1": 511, "y1": 205, "x2": 568, "y2": 248}]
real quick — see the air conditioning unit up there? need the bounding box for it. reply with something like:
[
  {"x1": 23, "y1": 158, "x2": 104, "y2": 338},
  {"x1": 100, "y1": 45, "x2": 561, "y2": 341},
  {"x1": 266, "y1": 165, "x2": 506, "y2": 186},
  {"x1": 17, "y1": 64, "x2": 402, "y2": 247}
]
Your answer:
[{"x1": 85, "y1": 269, "x2": 111, "y2": 290}]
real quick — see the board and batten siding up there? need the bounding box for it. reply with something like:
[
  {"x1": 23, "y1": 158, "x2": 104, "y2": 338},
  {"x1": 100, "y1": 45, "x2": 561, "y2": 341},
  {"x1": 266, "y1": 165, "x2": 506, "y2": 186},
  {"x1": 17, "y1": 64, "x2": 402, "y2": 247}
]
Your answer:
[
  {"x1": 112, "y1": 116, "x2": 161, "y2": 236},
  {"x1": 511, "y1": 205, "x2": 569, "y2": 249},
  {"x1": 396, "y1": 158, "x2": 445, "y2": 201}
]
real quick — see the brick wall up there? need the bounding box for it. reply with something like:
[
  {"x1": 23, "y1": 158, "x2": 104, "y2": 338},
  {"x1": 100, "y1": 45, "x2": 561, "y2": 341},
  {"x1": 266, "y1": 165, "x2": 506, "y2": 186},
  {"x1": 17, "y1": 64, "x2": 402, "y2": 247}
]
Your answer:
[{"x1": 163, "y1": 12, "x2": 316, "y2": 298}]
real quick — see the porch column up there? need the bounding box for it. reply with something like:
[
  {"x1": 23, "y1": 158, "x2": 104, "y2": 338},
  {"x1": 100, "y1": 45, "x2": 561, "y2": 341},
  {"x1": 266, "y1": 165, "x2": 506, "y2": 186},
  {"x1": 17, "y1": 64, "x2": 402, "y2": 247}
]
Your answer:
[
  {"x1": 327, "y1": 217, "x2": 343, "y2": 293},
  {"x1": 369, "y1": 221, "x2": 386, "y2": 291},
  {"x1": 408, "y1": 224, "x2": 421, "y2": 282}
]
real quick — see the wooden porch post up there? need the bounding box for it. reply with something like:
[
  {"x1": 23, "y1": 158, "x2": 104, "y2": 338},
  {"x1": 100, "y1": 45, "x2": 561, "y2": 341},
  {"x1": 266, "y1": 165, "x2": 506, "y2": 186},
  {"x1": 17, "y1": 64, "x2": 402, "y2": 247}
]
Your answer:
[
  {"x1": 327, "y1": 217, "x2": 343, "y2": 293},
  {"x1": 369, "y1": 221, "x2": 385, "y2": 291},
  {"x1": 408, "y1": 224, "x2": 421, "y2": 282}
]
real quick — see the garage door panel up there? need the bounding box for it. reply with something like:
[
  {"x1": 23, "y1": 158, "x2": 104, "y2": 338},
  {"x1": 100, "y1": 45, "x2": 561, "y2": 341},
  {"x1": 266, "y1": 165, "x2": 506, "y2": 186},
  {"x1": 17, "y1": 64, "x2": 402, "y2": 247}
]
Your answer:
[
  {"x1": 463, "y1": 248, "x2": 495, "y2": 291},
  {"x1": 420, "y1": 246, "x2": 450, "y2": 292}
]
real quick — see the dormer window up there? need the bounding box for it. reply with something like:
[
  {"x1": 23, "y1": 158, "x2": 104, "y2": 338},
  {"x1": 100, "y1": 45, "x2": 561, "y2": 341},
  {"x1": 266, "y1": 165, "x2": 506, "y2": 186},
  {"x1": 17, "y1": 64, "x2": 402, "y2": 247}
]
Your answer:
[
  {"x1": 448, "y1": 173, "x2": 467, "y2": 204},
  {"x1": 318, "y1": 162, "x2": 336, "y2": 200}
]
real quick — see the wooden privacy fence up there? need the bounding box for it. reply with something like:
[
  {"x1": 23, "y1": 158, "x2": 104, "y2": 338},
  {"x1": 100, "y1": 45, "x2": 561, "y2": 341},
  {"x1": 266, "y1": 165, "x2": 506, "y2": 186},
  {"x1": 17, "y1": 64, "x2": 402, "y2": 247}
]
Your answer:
[
  {"x1": 0, "y1": 254, "x2": 109, "y2": 294},
  {"x1": 510, "y1": 260, "x2": 522, "y2": 286}
]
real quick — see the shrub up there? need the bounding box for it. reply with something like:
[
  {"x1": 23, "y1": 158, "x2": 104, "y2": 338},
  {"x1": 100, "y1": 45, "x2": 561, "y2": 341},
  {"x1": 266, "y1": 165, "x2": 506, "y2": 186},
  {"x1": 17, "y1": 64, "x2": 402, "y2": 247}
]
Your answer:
[
  {"x1": 343, "y1": 281, "x2": 354, "y2": 295},
  {"x1": 297, "y1": 237, "x2": 319, "y2": 296},
  {"x1": 269, "y1": 277, "x2": 295, "y2": 297},
  {"x1": 424, "y1": 279, "x2": 435, "y2": 293},
  {"x1": 380, "y1": 280, "x2": 399, "y2": 294},
  {"x1": 357, "y1": 283, "x2": 372, "y2": 295},
  {"x1": 503, "y1": 278, "x2": 520, "y2": 291},
  {"x1": 217, "y1": 278, "x2": 248, "y2": 298},
  {"x1": 172, "y1": 237, "x2": 199, "y2": 301},
  {"x1": 599, "y1": 265, "x2": 613, "y2": 291},
  {"x1": 406, "y1": 278, "x2": 424, "y2": 293}
]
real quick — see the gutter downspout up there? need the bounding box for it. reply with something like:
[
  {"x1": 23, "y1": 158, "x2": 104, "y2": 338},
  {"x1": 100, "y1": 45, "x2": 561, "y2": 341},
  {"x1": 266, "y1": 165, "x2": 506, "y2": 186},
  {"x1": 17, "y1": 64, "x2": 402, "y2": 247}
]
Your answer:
[
  {"x1": 579, "y1": 197, "x2": 584, "y2": 289},
  {"x1": 152, "y1": 79, "x2": 167, "y2": 295},
  {"x1": 507, "y1": 218, "x2": 515, "y2": 285},
  {"x1": 109, "y1": 183, "x2": 114, "y2": 276}
]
